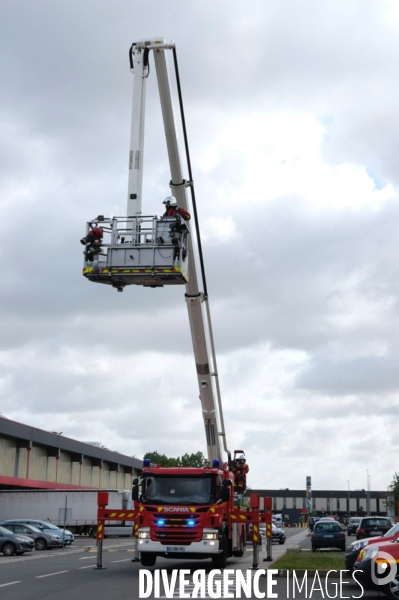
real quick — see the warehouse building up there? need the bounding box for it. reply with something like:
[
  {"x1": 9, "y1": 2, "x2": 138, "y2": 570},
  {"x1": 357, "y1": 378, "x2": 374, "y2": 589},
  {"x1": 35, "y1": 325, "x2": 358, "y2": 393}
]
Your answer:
[{"x1": 0, "y1": 416, "x2": 142, "y2": 490}]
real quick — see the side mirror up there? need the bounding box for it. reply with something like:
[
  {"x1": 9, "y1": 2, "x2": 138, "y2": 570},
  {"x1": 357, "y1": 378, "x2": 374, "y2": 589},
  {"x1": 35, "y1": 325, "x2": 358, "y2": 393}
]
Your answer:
[
  {"x1": 132, "y1": 485, "x2": 139, "y2": 501},
  {"x1": 132, "y1": 478, "x2": 139, "y2": 486},
  {"x1": 223, "y1": 479, "x2": 232, "y2": 487},
  {"x1": 221, "y1": 487, "x2": 230, "y2": 502}
]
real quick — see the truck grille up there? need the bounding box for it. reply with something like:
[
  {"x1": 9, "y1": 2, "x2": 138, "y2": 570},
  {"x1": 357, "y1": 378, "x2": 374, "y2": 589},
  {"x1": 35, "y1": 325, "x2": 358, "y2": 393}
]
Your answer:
[
  {"x1": 149, "y1": 513, "x2": 203, "y2": 543},
  {"x1": 155, "y1": 529, "x2": 201, "y2": 544}
]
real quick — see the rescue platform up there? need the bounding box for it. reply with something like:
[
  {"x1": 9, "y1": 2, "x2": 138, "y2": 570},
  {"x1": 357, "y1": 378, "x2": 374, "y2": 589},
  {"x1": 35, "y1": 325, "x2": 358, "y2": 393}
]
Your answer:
[{"x1": 82, "y1": 215, "x2": 189, "y2": 290}]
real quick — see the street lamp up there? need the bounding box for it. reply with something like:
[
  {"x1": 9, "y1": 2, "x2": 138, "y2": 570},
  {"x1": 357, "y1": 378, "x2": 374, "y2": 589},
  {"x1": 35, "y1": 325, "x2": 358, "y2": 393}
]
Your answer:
[
  {"x1": 347, "y1": 480, "x2": 350, "y2": 521},
  {"x1": 367, "y1": 470, "x2": 371, "y2": 516}
]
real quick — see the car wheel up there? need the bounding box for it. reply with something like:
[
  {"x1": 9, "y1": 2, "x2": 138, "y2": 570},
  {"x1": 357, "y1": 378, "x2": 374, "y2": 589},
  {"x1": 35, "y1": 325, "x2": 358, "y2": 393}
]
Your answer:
[
  {"x1": 35, "y1": 538, "x2": 47, "y2": 551},
  {"x1": 279, "y1": 541, "x2": 285, "y2": 545},
  {"x1": 140, "y1": 552, "x2": 156, "y2": 567},
  {"x1": 212, "y1": 534, "x2": 228, "y2": 568},
  {"x1": 2, "y1": 542, "x2": 16, "y2": 556},
  {"x1": 384, "y1": 575, "x2": 399, "y2": 600},
  {"x1": 312, "y1": 546, "x2": 317, "y2": 552}
]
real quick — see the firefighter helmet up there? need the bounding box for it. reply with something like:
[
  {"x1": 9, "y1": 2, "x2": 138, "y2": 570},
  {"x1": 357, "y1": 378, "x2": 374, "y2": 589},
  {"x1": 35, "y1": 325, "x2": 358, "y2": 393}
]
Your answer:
[{"x1": 163, "y1": 196, "x2": 177, "y2": 207}]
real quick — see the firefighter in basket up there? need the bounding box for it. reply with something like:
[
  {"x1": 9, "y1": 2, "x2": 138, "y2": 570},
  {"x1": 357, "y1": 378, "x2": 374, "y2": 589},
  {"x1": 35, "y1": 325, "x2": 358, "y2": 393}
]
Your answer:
[
  {"x1": 231, "y1": 454, "x2": 249, "y2": 493},
  {"x1": 80, "y1": 226, "x2": 103, "y2": 262},
  {"x1": 162, "y1": 196, "x2": 190, "y2": 262}
]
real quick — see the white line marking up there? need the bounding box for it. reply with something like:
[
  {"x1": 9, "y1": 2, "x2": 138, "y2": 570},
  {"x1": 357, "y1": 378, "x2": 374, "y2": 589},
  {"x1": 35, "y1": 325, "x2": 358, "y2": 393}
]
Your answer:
[
  {"x1": 36, "y1": 571, "x2": 69, "y2": 578},
  {"x1": 0, "y1": 582, "x2": 21, "y2": 588},
  {"x1": 79, "y1": 556, "x2": 96, "y2": 560},
  {"x1": 111, "y1": 559, "x2": 131, "y2": 563},
  {"x1": 79, "y1": 565, "x2": 95, "y2": 569}
]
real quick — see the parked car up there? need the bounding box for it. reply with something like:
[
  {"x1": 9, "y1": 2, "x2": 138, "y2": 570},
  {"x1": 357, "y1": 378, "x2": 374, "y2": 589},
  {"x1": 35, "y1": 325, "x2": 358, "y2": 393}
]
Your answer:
[
  {"x1": 1, "y1": 522, "x2": 62, "y2": 550},
  {"x1": 271, "y1": 524, "x2": 286, "y2": 544},
  {"x1": 347, "y1": 517, "x2": 362, "y2": 536},
  {"x1": 345, "y1": 522, "x2": 399, "y2": 571},
  {"x1": 249, "y1": 523, "x2": 286, "y2": 544},
  {"x1": 309, "y1": 517, "x2": 320, "y2": 531},
  {"x1": 0, "y1": 519, "x2": 74, "y2": 545},
  {"x1": 0, "y1": 525, "x2": 35, "y2": 556},
  {"x1": 353, "y1": 539, "x2": 399, "y2": 600},
  {"x1": 311, "y1": 520, "x2": 346, "y2": 552},
  {"x1": 356, "y1": 516, "x2": 392, "y2": 540}
]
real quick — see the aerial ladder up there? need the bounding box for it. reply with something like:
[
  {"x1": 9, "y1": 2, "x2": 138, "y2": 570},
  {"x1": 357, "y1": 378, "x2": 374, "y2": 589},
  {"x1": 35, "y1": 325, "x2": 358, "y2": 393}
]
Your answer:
[
  {"x1": 84, "y1": 39, "x2": 266, "y2": 569},
  {"x1": 83, "y1": 38, "x2": 230, "y2": 468}
]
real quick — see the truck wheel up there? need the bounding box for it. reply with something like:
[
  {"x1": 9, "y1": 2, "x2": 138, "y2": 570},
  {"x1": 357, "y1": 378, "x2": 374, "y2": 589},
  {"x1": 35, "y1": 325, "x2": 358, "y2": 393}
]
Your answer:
[
  {"x1": 233, "y1": 532, "x2": 245, "y2": 557},
  {"x1": 35, "y1": 538, "x2": 47, "y2": 551},
  {"x1": 140, "y1": 553, "x2": 156, "y2": 567},
  {"x1": 89, "y1": 527, "x2": 96, "y2": 538},
  {"x1": 2, "y1": 542, "x2": 16, "y2": 556},
  {"x1": 212, "y1": 534, "x2": 228, "y2": 568}
]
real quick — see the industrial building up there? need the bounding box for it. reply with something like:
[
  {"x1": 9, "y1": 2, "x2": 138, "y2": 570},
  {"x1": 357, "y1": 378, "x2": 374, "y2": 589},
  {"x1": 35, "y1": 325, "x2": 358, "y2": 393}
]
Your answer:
[{"x1": 0, "y1": 416, "x2": 142, "y2": 490}]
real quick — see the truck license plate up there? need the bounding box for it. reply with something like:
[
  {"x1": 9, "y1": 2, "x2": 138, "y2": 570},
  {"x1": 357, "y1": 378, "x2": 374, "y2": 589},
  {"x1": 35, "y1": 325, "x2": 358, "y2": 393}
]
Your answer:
[{"x1": 166, "y1": 546, "x2": 186, "y2": 552}]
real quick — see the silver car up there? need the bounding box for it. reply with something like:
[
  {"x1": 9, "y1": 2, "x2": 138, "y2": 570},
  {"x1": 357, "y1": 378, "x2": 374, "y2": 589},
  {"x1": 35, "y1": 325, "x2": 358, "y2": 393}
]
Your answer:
[{"x1": 2, "y1": 522, "x2": 62, "y2": 550}]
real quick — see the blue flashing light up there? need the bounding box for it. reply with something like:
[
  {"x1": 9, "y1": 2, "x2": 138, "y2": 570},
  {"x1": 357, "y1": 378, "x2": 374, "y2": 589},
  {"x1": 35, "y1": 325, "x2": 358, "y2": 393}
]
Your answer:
[
  {"x1": 157, "y1": 520, "x2": 165, "y2": 526},
  {"x1": 212, "y1": 459, "x2": 220, "y2": 469},
  {"x1": 143, "y1": 458, "x2": 151, "y2": 467},
  {"x1": 187, "y1": 520, "x2": 195, "y2": 527}
]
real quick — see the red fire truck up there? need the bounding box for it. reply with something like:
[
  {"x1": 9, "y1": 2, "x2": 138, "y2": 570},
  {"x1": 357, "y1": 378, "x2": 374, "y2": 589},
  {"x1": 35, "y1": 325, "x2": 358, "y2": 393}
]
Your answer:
[{"x1": 84, "y1": 38, "x2": 268, "y2": 568}]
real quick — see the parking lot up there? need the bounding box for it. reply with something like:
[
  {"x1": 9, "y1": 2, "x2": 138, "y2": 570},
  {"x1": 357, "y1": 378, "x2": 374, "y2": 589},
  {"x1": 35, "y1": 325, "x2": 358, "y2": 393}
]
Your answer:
[{"x1": 0, "y1": 529, "x2": 387, "y2": 599}]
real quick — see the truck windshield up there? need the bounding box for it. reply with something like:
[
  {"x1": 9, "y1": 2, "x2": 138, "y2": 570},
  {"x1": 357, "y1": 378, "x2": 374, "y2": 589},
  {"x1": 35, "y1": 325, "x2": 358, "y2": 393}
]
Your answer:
[{"x1": 142, "y1": 475, "x2": 214, "y2": 505}]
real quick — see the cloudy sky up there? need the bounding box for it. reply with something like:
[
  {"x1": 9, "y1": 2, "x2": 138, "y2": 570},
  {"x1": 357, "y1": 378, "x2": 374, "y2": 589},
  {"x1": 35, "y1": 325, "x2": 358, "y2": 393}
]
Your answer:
[{"x1": 1, "y1": 0, "x2": 399, "y2": 493}]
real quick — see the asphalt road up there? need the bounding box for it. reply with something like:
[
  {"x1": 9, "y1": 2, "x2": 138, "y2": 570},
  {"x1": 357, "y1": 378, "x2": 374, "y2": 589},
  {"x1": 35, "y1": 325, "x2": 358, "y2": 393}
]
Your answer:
[{"x1": 0, "y1": 531, "x2": 383, "y2": 599}]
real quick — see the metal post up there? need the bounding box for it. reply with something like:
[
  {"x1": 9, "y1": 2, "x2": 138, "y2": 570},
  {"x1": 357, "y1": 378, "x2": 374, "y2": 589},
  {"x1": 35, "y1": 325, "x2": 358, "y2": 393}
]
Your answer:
[
  {"x1": 264, "y1": 538, "x2": 272, "y2": 562},
  {"x1": 252, "y1": 540, "x2": 259, "y2": 569},
  {"x1": 347, "y1": 480, "x2": 350, "y2": 521},
  {"x1": 62, "y1": 494, "x2": 67, "y2": 551},
  {"x1": 96, "y1": 539, "x2": 103, "y2": 569}
]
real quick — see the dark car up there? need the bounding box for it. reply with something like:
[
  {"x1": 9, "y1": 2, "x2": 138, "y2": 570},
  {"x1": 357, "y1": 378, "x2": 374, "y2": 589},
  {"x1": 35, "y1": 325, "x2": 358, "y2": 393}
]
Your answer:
[
  {"x1": 309, "y1": 517, "x2": 320, "y2": 531},
  {"x1": 353, "y1": 539, "x2": 399, "y2": 600},
  {"x1": 271, "y1": 524, "x2": 286, "y2": 545},
  {"x1": 347, "y1": 517, "x2": 362, "y2": 536},
  {"x1": 0, "y1": 525, "x2": 35, "y2": 556},
  {"x1": 345, "y1": 522, "x2": 399, "y2": 572},
  {"x1": 356, "y1": 516, "x2": 392, "y2": 540},
  {"x1": 311, "y1": 520, "x2": 346, "y2": 551},
  {"x1": 1, "y1": 522, "x2": 62, "y2": 550}
]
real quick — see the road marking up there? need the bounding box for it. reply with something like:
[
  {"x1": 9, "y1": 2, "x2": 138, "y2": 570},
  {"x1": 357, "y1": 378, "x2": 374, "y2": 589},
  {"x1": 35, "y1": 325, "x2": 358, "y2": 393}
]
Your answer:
[
  {"x1": 111, "y1": 559, "x2": 131, "y2": 563},
  {"x1": 0, "y1": 582, "x2": 21, "y2": 588},
  {"x1": 79, "y1": 556, "x2": 96, "y2": 560},
  {"x1": 36, "y1": 571, "x2": 69, "y2": 578},
  {"x1": 79, "y1": 565, "x2": 95, "y2": 569}
]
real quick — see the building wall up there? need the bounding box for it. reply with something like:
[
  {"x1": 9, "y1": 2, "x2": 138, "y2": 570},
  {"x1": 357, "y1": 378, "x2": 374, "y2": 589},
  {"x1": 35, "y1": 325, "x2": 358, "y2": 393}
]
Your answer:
[{"x1": 0, "y1": 437, "x2": 16, "y2": 477}]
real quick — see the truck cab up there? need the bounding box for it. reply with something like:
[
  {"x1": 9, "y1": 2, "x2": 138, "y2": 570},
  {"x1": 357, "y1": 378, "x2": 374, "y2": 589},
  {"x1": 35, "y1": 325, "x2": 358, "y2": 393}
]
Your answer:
[{"x1": 133, "y1": 465, "x2": 245, "y2": 567}]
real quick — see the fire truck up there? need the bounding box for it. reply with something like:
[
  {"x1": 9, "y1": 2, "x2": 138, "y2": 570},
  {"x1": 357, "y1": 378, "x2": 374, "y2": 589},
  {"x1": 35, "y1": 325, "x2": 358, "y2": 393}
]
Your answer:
[{"x1": 83, "y1": 38, "x2": 265, "y2": 568}]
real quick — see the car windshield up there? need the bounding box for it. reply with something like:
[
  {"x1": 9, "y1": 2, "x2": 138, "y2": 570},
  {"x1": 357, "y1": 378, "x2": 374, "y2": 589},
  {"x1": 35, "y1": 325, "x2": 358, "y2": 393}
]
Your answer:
[
  {"x1": 0, "y1": 525, "x2": 14, "y2": 535},
  {"x1": 385, "y1": 523, "x2": 399, "y2": 537},
  {"x1": 26, "y1": 525, "x2": 41, "y2": 533},
  {"x1": 350, "y1": 518, "x2": 361, "y2": 523},
  {"x1": 142, "y1": 475, "x2": 214, "y2": 505},
  {"x1": 35, "y1": 522, "x2": 60, "y2": 530}
]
